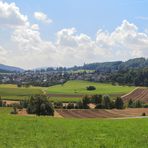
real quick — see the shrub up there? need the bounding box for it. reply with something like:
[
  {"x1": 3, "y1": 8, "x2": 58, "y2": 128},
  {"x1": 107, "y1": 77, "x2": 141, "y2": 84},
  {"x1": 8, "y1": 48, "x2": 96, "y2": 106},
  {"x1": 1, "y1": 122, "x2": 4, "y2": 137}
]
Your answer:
[
  {"x1": 142, "y1": 112, "x2": 146, "y2": 116},
  {"x1": 54, "y1": 102, "x2": 63, "y2": 109},
  {"x1": 10, "y1": 107, "x2": 18, "y2": 114},
  {"x1": 0, "y1": 97, "x2": 2, "y2": 107},
  {"x1": 20, "y1": 100, "x2": 29, "y2": 108},
  {"x1": 67, "y1": 103, "x2": 75, "y2": 109},
  {"x1": 95, "y1": 103, "x2": 104, "y2": 109},
  {"x1": 128, "y1": 99, "x2": 134, "y2": 108},
  {"x1": 86, "y1": 86, "x2": 96, "y2": 91},
  {"x1": 75, "y1": 102, "x2": 84, "y2": 109}
]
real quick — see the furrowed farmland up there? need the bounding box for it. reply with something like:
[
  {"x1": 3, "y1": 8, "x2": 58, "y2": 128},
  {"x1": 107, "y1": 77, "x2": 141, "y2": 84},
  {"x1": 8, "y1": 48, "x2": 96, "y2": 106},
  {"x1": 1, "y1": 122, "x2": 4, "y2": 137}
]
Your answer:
[{"x1": 122, "y1": 88, "x2": 148, "y2": 103}]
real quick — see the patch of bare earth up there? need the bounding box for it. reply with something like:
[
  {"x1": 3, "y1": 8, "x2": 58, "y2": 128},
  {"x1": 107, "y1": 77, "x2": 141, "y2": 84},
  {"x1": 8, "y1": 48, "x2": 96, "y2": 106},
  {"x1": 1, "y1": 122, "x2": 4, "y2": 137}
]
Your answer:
[
  {"x1": 122, "y1": 88, "x2": 148, "y2": 103},
  {"x1": 56, "y1": 108, "x2": 148, "y2": 118},
  {"x1": 3, "y1": 100, "x2": 20, "y2": 105}
]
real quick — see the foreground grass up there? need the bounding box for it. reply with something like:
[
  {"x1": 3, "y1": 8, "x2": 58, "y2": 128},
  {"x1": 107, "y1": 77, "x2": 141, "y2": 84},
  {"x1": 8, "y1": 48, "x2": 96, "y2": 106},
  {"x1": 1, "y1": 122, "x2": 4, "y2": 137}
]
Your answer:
[
  {"x1": 0, "y1": 108, "x2": 148, "y2": 148},
  {"x1": 47, "y1": 80, "x2": 135, "y2": 95}
]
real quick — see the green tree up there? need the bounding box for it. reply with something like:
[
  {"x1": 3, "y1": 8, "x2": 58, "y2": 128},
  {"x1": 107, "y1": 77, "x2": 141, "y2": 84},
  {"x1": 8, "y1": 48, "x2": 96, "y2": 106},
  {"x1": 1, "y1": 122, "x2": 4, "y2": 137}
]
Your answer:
[
  {"x1": 91, "y1": 95, "x2": 102, "y2": 104},
  {"x1": 102, "y1": 95, "x2": 111, "y2": 109},
  {"x1": 82, "y1": 95, "x2": 90, "y2": 109},
  {"x1": 0, "y1": 96, "x2": 2, "y2": 107},
  {"x1": 128, "y1": 99, "x2": 133, "y2": 108},
  {"x1": 115, "y1": 97, "x2": 124, "y2": 109},
  {"x1": 27, "y1": 95, "x2": 54, "y2": 116}
]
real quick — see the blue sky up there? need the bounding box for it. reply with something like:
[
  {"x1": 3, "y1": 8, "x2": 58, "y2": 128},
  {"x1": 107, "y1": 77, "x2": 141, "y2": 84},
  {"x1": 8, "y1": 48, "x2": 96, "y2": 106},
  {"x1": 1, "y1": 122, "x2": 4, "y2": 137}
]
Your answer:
[
  {"x1": 0, "y1": 0, "x2": 148, "y2": 69},
  {"x1": 5, "y1": 0, "x2": 148, "y2": 39}
]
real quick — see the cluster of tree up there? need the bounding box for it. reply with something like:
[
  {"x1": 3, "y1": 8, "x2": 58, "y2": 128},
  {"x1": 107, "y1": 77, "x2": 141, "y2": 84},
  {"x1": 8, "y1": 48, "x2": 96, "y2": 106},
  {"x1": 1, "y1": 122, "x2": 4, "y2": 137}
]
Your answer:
[
  {"x1": 54, "y1": 95, "x2": 124, "y2": 109},
  {"x1": 110, "y1": 68, "x2": 148, "y2": 86},
  {"x1": 11, "y1": 95, "x2": 54, "y2": 116},
  {"x1": 82, "y1": 95, "x2": 124, "y2": 109},
  {"x1": 68, "y1": 58, "x2": 148, "y2": 72},
  {"x1": 127, "y1": 99, "x2": 148, "y2": 108}
]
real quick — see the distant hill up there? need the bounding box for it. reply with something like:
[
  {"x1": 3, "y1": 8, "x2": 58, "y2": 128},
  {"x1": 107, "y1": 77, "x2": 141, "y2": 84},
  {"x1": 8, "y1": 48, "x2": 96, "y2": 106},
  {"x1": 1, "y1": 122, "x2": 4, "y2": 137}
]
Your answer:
[
  {"x1": 0, "y1": 64, "x2": 24, "y2": 72},
  {"x1": 67, "y1": 57, "x2": 148, "y2": 73}
]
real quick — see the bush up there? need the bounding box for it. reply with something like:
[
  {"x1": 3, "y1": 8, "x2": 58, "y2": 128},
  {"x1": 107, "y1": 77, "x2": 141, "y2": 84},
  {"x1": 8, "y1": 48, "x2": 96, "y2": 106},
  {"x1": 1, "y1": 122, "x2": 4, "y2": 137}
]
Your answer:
[
  {"x1": 0, "y1": 97, "x2": 2, "y2": 107},
  {"x1": 128, "y1": 99, "x2": 134, "y2": 108},
  {"x1": 27, "y1": 95, "x2": 54, "y2": 116},
  {"x1": 86, "y1": 86, "x2": 96, "y2": 91},
  {"x1": 142, "y1": 112, "x2": 146, "y2": 116},
  {"x1": 10, "y1": 107, "x2": 18, "y2": 114},
  {"x1": 75, "y1": 102, "x2": 84, "y2": 109},
  {"x1": 67, "y1": 103, "x2": 75, "y2": 109},
  {"x1": 20, "y1": 100, "x2": 29, "y2": 108},
  {"x1": 144, "y1": 104, "x2": 148, "y2": 108},
  {"x1": 95, "y1": 103, "x2": 104, "y2": 109},
  {"x1": 54, "y1": 102, "x2": 63, "y2": 109}
]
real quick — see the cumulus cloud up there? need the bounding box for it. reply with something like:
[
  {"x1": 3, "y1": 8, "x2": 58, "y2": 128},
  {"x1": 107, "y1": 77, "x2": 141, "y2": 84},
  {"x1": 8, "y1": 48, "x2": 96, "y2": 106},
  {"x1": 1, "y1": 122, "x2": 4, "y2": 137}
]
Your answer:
[
  {"x1": 0, "y1": 1, "x2": 148, "y2": 69},
  {"x1": 0, "y1": 1, "x2": 28, "y2": 28},
  {"x1": 31, "y1": 24, "x2": 39, "y2": 30},
  {"x1": 34, "y1": 12, "x2": 52, "y2": 24}
]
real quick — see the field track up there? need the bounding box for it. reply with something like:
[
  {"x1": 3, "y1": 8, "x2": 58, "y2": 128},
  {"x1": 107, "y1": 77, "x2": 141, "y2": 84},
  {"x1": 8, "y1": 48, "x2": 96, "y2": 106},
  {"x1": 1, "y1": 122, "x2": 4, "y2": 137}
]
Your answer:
[
  {"x1": 122, "y1": 88, "x2": 148, "y2": 103},
  {"x1": 56, "y1": 108, "x2": 148, "y2": 118}
]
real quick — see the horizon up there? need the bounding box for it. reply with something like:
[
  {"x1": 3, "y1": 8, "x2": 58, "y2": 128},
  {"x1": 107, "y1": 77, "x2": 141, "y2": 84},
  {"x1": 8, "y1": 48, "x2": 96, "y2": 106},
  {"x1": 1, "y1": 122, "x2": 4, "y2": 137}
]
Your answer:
[
  {"x1": 0, "y1": 0, "x2": 148, "y2": 69},
  {"x1": 0, "y1": 57, "x2": 147, "y2": 70}
]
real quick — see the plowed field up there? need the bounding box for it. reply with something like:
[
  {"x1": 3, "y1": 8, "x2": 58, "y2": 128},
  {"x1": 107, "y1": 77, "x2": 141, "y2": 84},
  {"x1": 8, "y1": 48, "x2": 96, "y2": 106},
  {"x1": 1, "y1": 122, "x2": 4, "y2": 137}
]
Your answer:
[{"x1": 56, "y1": 108, "x2": 148, "y2": 118}]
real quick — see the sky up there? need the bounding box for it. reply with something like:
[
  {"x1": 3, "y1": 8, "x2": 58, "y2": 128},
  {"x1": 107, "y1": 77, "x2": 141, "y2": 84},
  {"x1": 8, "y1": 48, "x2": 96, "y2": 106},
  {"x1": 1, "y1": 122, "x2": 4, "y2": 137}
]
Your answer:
[{"x1": 0, "y1": 0, "x2": 148, "y2": 69}]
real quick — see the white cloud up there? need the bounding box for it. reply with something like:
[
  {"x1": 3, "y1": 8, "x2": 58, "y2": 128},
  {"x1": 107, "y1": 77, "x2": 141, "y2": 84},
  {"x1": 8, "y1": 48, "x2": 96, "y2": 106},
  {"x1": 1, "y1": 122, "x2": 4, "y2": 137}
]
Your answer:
[
  {"x1": 34, "y1": 12, "x2": 52, "y2": 24},
  {"x1": 0, "y1": 1, "x2": 28, "y2": 28},
  {"x1": 0, "y1": 1, "x2": 148, "y2": 69},
  {"x1": 31, "y1": 24, "x2": 39, "y2": 30},
  {"x1": 0, "y1": 46, "x2": 7, "y2": 63}
]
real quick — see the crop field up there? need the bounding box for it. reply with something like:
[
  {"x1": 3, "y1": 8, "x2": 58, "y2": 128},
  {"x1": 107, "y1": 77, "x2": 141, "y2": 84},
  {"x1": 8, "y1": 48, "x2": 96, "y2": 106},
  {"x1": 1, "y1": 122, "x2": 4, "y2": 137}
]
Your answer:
[
  {"x1": 0, "y1": 107, "x2": 148, "y2": 148},
  {"x1": 0, "y1": 84, "x2": 43, "y2": 100},
  {"x1": 47, "y1": 80, "x2": 135, "y2": 95},
  {"x1": 0, "y1": 81, "x2": 136, "y2": 102},
  {"x1": 122, "y1": 88, "x2": 148, "y2": 103},
  {"x1": 56, "y1": 108, "x2": 148, "y2": 118}
]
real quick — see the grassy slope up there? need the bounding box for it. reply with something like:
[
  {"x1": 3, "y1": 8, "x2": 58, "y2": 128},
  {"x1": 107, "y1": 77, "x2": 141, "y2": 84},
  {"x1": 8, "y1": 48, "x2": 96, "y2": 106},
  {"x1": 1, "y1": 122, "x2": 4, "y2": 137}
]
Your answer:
[
  {"x1": 47, "y1": 80, "x2": 135, "y2": 95},
  {"x1": 0, "y1": 108, "x2": 148, "y2": 148},
  {"x1": 0, "y1": 81, "x2": 135, "y2": 101},
  {"x1": 0, "y1": 84, "x2": 43, "y2": 100}
]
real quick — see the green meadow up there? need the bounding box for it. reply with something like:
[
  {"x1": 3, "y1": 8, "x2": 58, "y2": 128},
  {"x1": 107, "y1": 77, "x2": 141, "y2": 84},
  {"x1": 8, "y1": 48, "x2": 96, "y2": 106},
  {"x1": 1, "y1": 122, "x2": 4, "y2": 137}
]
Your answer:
[
  {"x1": 0, "y1": 108, "x2": 148, "y2": 148},
  {"x1": 46, "y1": 80, "x2": 135, "y2": 95},
  {"x1": 0, "y1": 81, "x2": 135, "y2": 102}
]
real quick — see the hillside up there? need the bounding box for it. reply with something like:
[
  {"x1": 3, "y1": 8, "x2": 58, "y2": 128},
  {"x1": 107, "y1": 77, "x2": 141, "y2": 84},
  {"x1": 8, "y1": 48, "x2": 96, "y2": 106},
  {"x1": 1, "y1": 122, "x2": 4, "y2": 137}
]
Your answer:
[
  {"x1": 0, "y1": 64, "x2": 24, "y2": 72},
  {"x1": 71, "y1": 57, "x2": 148, "y2": 72},
  {"x1": 47, "y1": 80, "x2": 135, "y2": 95}
]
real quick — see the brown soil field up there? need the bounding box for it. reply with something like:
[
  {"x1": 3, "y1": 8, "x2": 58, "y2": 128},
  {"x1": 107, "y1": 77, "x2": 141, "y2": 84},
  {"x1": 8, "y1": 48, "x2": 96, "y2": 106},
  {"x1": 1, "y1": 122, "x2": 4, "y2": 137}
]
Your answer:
[
  {"x1": 56, "y1": 108, "x2": 148, "y2": 118},
  {"x1": 121, "y1": 88, "x2": 148, "y2": 103}
]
